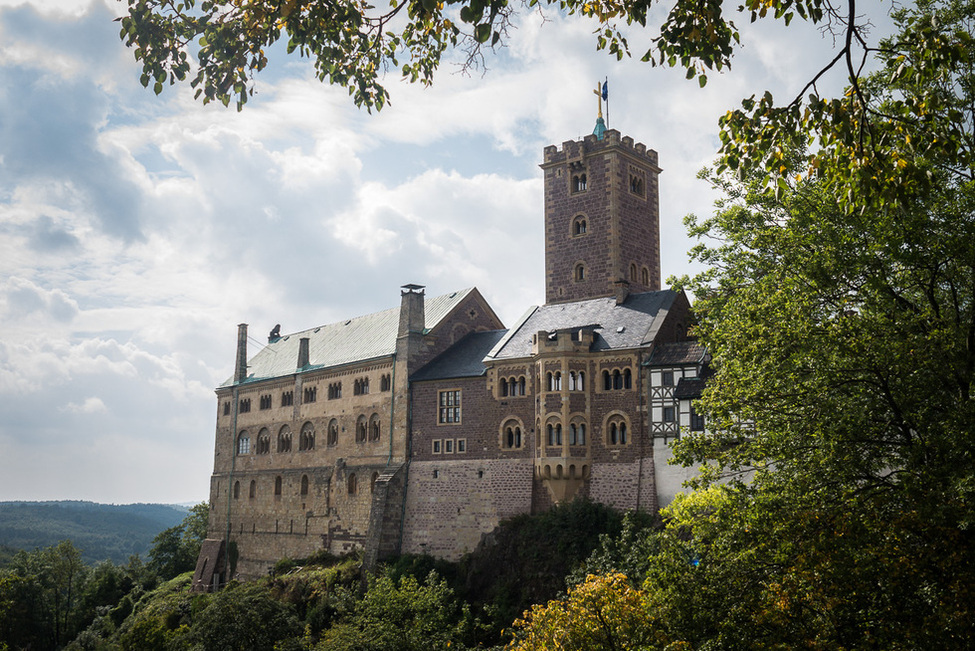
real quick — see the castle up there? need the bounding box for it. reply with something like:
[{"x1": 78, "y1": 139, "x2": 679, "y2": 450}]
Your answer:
[{"x1": 195, "y1": 125, "x2": 709, "y2": 586}]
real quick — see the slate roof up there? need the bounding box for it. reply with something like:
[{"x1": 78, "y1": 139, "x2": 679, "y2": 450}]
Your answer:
[
  {"x1": 221, "y1": 288, "x2": 477, "y2": 387},
  {"x1": 411, "y1": 330, "x2": 508, "y2": 382},
  {"x1": 486, "y1": 290, "x2": 679, "y2": 360},
  {"x1": 647, "y1": 340, "x2": 707, "y2": 367}
]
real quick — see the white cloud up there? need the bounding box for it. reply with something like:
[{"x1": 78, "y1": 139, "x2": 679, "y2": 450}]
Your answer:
[{"x1": 62, "y1": 396, "x2": 107, "y2": 414}]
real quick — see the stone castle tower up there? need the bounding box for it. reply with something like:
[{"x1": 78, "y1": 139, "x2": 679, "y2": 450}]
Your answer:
[{"x1": 540, "y1": 130, "x2": 661, "y2": 304}]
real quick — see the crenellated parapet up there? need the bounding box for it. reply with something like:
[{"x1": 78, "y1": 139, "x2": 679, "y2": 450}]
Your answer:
[{"x1": 541, "y1": 129, "x2": 660, "y2": 170}]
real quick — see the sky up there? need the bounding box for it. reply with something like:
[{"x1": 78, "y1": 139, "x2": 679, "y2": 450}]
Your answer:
[{"x1": 0, "y1": 0, "x2": 895, "y2": 504}]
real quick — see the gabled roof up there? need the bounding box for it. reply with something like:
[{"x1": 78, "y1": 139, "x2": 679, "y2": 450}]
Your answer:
[
  {"x1": 647, "y1": 340, "x2": 707, "y2": 367},
  {"x1": 221, "y1": 288, "x2": 477, "y2": 387},
  {"x1": 486, "y1": 290, "x2": 679, "y2": 361},
  {"x1": 411, "y1": 330, "x2": 508, "y2": 382}
]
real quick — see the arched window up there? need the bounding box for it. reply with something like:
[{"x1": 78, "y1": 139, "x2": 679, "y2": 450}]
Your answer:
[
  {"x1": 299, "y1": 422, "x2": 315, "y2": 451},
  {"x1": 603, "y1": 370, "x2": 612, "y2": 390},
  {"x1": 555, "y1": 424, "x2": 563, "y2": 445},
  {"x1": 502, "y1": 419, "x2": 523, "y2": 449},
  {"x1": 642, "y1": 267, "x2": 650, "y2": 286},
  {"x1": 607, "y1": 415, "x2": 629, "y2": 446},
  {"x1": 577, "y1": 372, "x2": 585, "y2": 391},
  {"x1": 233, "y1": 481, "x2": 240, "y2": 499},
  {"x1": 249, "y1": 480, "x2": 256, "y2": 498},
  {"x1": 236, "y1": 430, "x2": 250, "y2": 455},
  {"x1": 554, "y1": 372, "x2": 562, "y2": 391},
  {"x1": 277, "y1": 425, "x2": 292, "y2": 453},
  {"x1": 575, "y1": 263, "x2": 586, "y2": 282},
  {"x1": 613, "y1": 370, "x2": 623, "y2": 390},
  {"x1": 327, "y1": 419, "x2": 339, "y2": 446},
  {"x1": 518, "y1": 377, "x2": 526, "y2": 395},
  {"x1": 501, "y1": 378, "x2": 509, "y2": 397},
  {"x1": 300, "y1": 474, "x2": 309, "y2": 496},
  {"x1": 347, "y1": 473, "x2": 357, "y2": 495},
  {"x1": 624, "y1": 368, "x2": 632, "y2": 389},
  {"x1": 572, "y1": 173, "x2": 587, "y2": 193},
  {"x1": 569, "y1": 371, "x2": 576, "y2": 391},
  {"x1": 547, "y1": 424, "x2": 555, "y2": 446},
  {"x1": 546, "y1": 372, "x2": 554, "y2": 392},
  {"x1": 369, "y1": 414, "x2": 381, "y2": 442},
  {"x1": 274, "y1": 476, "x2": 282, "y2": 496},
  {"x1": 572, "y1": 215, "x2": 587, "y2": 235},
  {"x1": 570, "y1": 424, "x2": 578, "y2": 445},
  {"x1": 356, "y1": 416, "x2": 367, "y2": 443},
  {"x1": 630, "y1": 263, "x2": 638, "y2": 281},
  {"x1": 257, "y1": 428, "x2": 271, "y2": 455},
  {"x1": 578, "y1": 423, "x2": 586, "y2": 445}
]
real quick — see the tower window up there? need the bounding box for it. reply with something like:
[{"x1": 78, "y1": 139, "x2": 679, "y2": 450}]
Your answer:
[
  {"x1": 571, "y1": 173, "x2": 587, "y2": 193},
  {"x1": 572, "y1": 216, "x2": 587, "y2": 236},
  {"x1": 642, "y1": 267, "x2": 650, "y2": 286},
  {"x1": 630, "y1": 263, "x2": 638, "y2": 282},
  {"x1": 629, "y1": 174, "x2": 644, "y2": 196},
  {"x1": 575, "y1": 263, "x2": 586, "y2": 282}
]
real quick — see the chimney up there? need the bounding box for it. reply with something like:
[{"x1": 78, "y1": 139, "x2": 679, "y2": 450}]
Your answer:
[
  {"x1": 614, "y1": 279, "x2": 630, "y2": 305},
  {"x1": 297, "y1": 337, "x2": 310, "y2": 369},
  {"x1": 398, "y1": 284, "x2": 426, "y2": 337},
  {"x1": 234, "y1": 323, "x2": 248, "y2": 384}
]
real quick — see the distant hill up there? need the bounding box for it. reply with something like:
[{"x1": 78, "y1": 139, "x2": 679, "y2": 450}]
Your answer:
[{"x1": 0, "y1": 501, "x2": 194, "y2": 566}]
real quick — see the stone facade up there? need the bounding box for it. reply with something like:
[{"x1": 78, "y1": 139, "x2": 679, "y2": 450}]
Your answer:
[{"x1": 202, "y1": 126, "x2": 711, "y2": 580}]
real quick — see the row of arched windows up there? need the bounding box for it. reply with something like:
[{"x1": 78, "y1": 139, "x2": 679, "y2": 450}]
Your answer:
[
  {"x1": 602, "y1": 368, "x2": 633, "y2": 390},
  {"x1": 545, "y1": 370, "x2": 587, "y2": 392},
  {"x1": 233, "y1": 473, "x2": 311, "y2": 500},
  {"x1": 629, "y1": 263, "x2": 651, "y2": 287},
  {"x1": 236, "y1": 415, "x2": 383, "y2": 455},
  {"x1": 500, "y1": 375, "x2": 526, "y2": 397},
  {"x1": 533, "y1": 414, "x2": 630, "y2": 448},
  {"x1": 354, "y1": 414, "x2": 382, "y2": 443},
  {"x1": 353, "y1": 377, "x2": 369, "y2": 395}
]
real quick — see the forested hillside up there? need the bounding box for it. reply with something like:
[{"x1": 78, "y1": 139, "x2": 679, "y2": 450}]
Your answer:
[{"x1": 0, "y1": 502, "x2": 189, "y2": 565}]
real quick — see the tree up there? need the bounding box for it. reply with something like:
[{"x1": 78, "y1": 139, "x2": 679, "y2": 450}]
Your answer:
[
  {"x1": 317, "y1": 570, "x2": 473, "y2": 650},
  {"x1": 639, "y1": 4, "x2": 975, "y2": 646},
  {"x1": 507, "y1": 573, "x2": 662, "y2": 651},
  {"x1": 147, "y1": 503, "x2": 209, "y2": 580}
]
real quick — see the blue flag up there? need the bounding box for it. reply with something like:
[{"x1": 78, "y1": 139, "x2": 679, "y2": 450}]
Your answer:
[{"x1": 602, "y1": 80, "x2": 608, "y2": 101}]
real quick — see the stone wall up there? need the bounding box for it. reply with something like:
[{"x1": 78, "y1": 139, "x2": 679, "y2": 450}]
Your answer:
[{"x1": 401, "y1": 458, "x2": 534, "y2": 560}]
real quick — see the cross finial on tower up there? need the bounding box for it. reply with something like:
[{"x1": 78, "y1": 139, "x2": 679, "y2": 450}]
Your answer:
[{"x1": 592, "y1": 80, "x2": 607, "y2": 140}]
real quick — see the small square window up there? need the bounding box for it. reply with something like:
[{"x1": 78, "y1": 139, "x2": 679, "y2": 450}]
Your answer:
[
  {"x1": 663, "y1": 406, "x2": 676, "y2": 422},
  {"x1": 662, "y1": 371, "x2": 674, "y2": 386}
]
